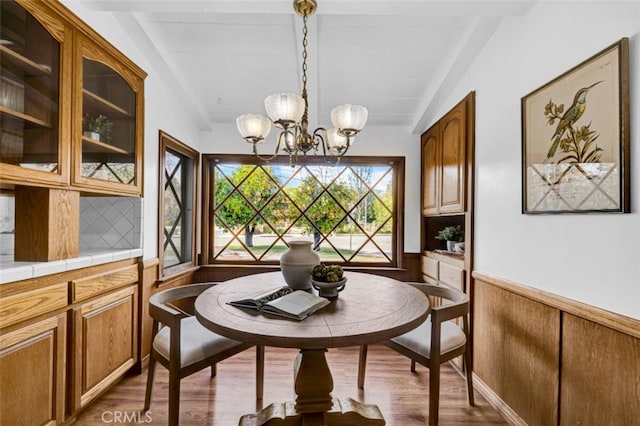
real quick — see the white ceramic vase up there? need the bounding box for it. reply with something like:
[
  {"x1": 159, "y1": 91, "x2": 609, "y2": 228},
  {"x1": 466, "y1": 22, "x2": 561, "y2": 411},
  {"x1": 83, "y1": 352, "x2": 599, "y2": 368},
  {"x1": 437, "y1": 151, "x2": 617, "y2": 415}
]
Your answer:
[{"x1": 280, "y1": 240, "x2": 320, "y2": 290}]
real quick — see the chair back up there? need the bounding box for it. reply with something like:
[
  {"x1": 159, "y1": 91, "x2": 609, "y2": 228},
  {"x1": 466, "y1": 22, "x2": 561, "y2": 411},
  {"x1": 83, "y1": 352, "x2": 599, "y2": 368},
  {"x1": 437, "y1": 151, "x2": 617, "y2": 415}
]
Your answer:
[
  {"x1": 408, "y1": 282, "x2": 469, "y2": 325},
  {"x1": 148, "y1": 283, "x2": 216, "y2": 329}
]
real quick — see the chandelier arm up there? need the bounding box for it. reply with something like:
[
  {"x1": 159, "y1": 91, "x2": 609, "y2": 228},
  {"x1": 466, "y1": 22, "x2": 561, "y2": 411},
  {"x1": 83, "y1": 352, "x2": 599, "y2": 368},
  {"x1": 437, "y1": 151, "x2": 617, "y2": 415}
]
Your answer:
[
  {"x1": 313, "y1": 127, "x2": 346, "y2": 164},
  {"x1": 251, "y1": 139, "x2": 282, "y2": 163}
]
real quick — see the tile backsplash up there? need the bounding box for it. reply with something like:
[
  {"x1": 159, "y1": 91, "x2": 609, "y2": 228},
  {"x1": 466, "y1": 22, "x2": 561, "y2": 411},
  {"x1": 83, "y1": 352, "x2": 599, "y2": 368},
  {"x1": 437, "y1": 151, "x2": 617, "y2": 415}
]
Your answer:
[
  {"x1": 80, "y1": 197, "x2": 143, "y2": 250},
  {"x1": 0, "y1": 195, "x2": 142, "y2": 257}
]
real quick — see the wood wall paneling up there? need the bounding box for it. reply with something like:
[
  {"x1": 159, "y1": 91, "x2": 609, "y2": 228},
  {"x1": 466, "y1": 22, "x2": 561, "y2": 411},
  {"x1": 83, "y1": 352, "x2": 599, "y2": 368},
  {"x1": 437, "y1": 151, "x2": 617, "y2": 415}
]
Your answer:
[
  {"x1": 473, "y1": 278, "x2": 560, "y2": 426},
  {"x1": 560, "y1": 313, "x2": 640, "y2": 424}
]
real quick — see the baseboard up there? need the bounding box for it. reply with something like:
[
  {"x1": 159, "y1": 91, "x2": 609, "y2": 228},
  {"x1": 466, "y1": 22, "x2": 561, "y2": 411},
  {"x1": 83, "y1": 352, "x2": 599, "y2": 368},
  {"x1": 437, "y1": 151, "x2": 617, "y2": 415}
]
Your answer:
[{"x1": 472, "y1": 374, "x2": 527, "y2": 426}]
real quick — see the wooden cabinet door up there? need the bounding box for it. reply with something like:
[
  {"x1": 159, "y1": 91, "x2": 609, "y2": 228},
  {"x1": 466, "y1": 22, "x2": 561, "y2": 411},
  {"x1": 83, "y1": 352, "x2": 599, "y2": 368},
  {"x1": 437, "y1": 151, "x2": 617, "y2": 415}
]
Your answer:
[
  {"x1": 71, "y1": 285, "x2": 138, "y2": 412},
  {"x1": 438, "y1": 103, "x2": 466, "y2": 213},
  {"x1": 0, "y1": 313, "x2": 66, "y2": 425},
  {"x1": 421, "y1": 126, "x2": 439, "y2": 215}
]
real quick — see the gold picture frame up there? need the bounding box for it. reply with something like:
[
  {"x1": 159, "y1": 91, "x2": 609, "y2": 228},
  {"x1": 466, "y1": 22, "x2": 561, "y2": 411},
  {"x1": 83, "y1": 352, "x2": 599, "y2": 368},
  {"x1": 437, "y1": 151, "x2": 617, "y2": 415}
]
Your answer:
[{"x1": 521, "y1": 38, "x2": 629, "y2": 213}]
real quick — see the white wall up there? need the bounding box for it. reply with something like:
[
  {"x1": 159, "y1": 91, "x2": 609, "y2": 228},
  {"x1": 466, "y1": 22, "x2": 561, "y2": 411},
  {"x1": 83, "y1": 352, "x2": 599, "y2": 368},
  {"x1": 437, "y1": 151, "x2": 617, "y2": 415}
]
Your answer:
[
  {"x1": 200, "y1": 124, "x2": 421, "y2": 252},
  {"x1": 432, "y1": 1, "x2": 640, "y2": 318},
  {"x1": 61, "y1": 1, "x2": 202, "y2": 261}
]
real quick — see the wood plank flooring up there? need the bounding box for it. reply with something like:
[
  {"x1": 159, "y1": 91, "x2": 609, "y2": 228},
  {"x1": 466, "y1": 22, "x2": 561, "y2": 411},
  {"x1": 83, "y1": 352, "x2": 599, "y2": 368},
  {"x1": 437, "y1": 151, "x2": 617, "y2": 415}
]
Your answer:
[{"x1": 75, "y1": 344, "x2": 507, "y2": 425}]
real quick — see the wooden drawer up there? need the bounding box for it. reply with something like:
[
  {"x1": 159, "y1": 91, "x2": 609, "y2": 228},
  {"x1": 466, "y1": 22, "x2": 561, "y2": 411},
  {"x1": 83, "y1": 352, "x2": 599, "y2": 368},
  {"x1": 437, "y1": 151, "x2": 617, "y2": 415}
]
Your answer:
[
  {"x1": 71, "y1": 265, "x2": 138, "y2": 303},
  {"x1": 439, "y1": 262, "x2": 464, "y2": 292},
  {"x1": 0, "y1": 282, "x2": 68, "y2": 329},
  {"x1": 422, "y1": 256, "x2": 439, "y2": 280}
]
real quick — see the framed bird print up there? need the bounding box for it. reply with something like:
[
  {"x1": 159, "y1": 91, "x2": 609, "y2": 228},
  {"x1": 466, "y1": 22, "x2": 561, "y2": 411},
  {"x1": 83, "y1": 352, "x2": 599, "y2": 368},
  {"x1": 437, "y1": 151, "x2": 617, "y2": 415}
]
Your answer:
[{"x1": 521, "y1": 37, "x2": 629, "y2": 214}]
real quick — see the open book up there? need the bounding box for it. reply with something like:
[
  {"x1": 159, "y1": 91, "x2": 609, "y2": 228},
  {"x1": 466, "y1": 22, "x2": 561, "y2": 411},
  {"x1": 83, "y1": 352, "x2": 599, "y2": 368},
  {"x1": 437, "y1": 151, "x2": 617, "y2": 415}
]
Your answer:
[{"x1": 228, "y1": 286, "x2": 330, "y2": 320}]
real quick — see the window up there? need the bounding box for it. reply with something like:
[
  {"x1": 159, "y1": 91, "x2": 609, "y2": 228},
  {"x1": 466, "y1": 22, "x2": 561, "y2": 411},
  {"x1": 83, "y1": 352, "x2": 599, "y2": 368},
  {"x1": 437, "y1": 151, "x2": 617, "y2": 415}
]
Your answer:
[
  {"x1": 159, "y1": 131, "x2": 199, "y2": 277},
  {"x1": 203, "y1": 155, "x2": 404, "y2": 267}
]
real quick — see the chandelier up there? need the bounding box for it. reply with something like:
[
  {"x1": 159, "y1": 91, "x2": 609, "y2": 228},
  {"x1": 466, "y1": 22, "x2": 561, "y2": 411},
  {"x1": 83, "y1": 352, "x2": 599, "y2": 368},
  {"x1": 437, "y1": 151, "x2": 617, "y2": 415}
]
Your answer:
[{"x1": 236, "y1": 0, "x2": 368, "y2": 166}]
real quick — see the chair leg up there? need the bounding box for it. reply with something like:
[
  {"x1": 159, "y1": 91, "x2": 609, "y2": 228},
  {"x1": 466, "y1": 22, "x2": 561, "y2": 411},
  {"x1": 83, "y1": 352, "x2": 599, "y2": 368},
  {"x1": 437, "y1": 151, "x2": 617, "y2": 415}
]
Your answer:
[
  {"x1": 464, "y1": 348, "x2": 475, "y2": 406},
  {"x1": 168, "y1": 366, "x2": 181, "y2": 426},
  {"x1": 357, "y1": 345, "x2": 368, "y2": 389},
  {"x1": 410, "y1": 359, "x2": 417, "y2": 372},
  {"x1": 428, "y1": 362, "x2": 441, "y2": 426},
  {"x1": 256, "y1": 345, "x2": 265, "y2": 400},
  {"x1": 143, "y1": 355, "x2": 157, "y2": 412},
  {"x1": 211, "y1": 363, "x2": 217, "y2": 378}
]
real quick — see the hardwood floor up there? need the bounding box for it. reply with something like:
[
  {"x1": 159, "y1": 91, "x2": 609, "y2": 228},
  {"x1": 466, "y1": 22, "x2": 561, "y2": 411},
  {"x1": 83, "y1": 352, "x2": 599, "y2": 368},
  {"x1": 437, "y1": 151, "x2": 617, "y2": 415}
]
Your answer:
[{"x1": 75, "y1": 344, "x2": 507, "y2": 425}]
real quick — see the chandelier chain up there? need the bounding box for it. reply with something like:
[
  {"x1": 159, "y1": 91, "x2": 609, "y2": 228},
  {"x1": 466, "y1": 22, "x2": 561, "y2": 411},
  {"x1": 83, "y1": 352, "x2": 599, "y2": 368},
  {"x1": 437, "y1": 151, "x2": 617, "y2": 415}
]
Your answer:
[{"x1": 301, "y1": 14, "x2": 309, "y2": 124}]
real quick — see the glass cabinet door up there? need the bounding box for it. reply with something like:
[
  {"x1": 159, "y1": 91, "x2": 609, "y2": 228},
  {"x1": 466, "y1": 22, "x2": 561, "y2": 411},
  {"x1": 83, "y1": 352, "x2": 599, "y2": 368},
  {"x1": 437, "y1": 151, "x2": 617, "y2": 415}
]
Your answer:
[
  {"x1": 0, "y1": 0, "x2": 68, "y2": 184},
  {"x1": 75, "y1": 34, "x2": 144, "y2": 196},
  {"x1": 81, "y1": 58, "x2": 136, "y2": 186}
]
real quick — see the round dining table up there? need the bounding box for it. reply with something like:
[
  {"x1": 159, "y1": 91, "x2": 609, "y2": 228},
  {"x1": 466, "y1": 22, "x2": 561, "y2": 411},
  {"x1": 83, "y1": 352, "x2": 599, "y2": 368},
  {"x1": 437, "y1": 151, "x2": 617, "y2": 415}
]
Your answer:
[{"x1": 195, "y1": 271, "x2": 430, "y2": 426}]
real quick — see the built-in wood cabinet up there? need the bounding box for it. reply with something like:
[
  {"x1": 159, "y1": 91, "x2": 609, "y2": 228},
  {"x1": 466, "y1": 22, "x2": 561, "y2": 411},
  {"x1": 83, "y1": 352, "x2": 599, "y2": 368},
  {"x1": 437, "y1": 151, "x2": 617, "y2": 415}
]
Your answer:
[
  {"x1": 420, "y1": 93, "x2": 474, "y2": 373},
  {"x1": 1, "y1": 0, "x2": 146, "y2": 262},
  {"x1": 0, "y1": 0, "x2": 146, "y2": 196},
  {"x1": 421, "y1": 101, "x2": 466, "y2": 215},
  {"x1": 0, "y1": 258, "x2": 140, "y2": 425},
  {"x1": 420, "y1": 91, "x2": 474, "y2": 312}
]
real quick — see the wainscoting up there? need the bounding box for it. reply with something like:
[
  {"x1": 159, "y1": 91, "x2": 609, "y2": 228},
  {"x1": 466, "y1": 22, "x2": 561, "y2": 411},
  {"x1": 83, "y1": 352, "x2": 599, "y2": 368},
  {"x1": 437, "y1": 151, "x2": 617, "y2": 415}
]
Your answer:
[{"x1": 472, "y1": 272, "x2": 640, "y2": 425}]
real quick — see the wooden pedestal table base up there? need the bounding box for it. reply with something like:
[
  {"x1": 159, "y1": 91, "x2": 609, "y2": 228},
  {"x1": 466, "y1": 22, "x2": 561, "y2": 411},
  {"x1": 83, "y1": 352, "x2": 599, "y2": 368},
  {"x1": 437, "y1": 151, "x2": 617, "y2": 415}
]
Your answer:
[{"x1": 239, "y1": 349, "x2": 384, "y2": 426}]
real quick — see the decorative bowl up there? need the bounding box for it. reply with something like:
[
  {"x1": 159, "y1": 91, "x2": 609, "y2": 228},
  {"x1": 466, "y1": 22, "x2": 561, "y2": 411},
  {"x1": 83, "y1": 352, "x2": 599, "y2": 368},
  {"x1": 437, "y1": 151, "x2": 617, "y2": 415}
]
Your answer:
[{"x1": 311, "y1": 277, "x2": 347, "y2": 298}]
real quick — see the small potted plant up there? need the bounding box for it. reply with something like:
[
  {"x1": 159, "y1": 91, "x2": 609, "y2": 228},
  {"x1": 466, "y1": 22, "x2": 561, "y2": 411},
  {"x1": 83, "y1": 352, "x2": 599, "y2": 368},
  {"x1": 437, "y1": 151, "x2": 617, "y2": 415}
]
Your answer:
[
  {"x1": 83, "y1": 114, "x2": 113, "y2": 142},
  {"x1": 435, "y1": 225, "x2": 464, "y2": 252}
]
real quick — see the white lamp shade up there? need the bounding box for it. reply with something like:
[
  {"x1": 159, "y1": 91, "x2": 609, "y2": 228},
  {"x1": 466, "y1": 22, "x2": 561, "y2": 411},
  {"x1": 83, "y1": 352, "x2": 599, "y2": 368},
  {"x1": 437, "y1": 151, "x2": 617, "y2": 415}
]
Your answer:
[
  {"x1": 236, "y1": 114, "x2": 271, "y2": 140},
  {"x1": 264, "y1": 93, "x2": 305, "y2": 124},
  {"x1": 331, "y1": 104, "x2": 368, "y2": 131},
  {"x1": 326, "y1": 128, "x2": 350, "y2": 151}
]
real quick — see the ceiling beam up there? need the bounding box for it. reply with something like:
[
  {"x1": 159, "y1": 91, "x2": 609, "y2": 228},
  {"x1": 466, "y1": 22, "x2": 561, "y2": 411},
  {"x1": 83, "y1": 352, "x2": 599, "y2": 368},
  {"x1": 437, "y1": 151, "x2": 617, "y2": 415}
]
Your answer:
[
  {"x1": 113, "y1": 11, "x2": 213, "y2": 130},
  {"x1": 410, "y1": 15, "x2": 502, "y2": 134}
]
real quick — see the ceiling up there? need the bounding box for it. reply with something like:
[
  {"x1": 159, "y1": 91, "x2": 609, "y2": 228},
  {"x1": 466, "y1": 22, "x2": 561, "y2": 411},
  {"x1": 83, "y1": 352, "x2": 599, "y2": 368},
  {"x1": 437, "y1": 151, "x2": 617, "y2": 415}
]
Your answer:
[{"x1": 83, "y1": 0, "x2": 536, "y2": 134}]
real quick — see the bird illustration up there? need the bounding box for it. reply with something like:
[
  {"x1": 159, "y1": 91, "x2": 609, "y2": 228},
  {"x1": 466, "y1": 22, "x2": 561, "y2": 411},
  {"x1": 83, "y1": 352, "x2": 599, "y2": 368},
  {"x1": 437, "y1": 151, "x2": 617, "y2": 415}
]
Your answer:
[{"x1": 544, "y1": 80, "x2": 602, "y2": 163}]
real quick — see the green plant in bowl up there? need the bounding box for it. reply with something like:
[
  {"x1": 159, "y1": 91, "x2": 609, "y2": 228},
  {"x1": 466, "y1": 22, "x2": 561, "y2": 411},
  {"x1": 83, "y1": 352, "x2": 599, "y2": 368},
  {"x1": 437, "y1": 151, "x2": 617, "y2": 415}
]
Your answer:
[{"x1": 311, "y1": 264, "x2": 346, "y2": 298}]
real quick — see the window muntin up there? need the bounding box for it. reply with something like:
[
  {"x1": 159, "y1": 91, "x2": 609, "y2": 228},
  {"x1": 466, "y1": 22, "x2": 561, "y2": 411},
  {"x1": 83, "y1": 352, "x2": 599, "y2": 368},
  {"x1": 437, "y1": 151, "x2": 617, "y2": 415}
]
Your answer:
[
  {"x1": 206, "y1": 155, "x2": 402, "y2": 267},
  {"x1": 159, "y1": 132, "x2": 198, "y2": 276}
]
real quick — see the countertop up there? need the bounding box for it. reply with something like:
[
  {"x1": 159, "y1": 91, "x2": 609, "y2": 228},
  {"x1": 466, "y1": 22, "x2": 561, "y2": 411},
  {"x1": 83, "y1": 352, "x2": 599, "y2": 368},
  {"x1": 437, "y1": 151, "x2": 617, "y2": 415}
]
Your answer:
[{"x1": 0, "y1": 248, "x2": 143, "y2": 284}]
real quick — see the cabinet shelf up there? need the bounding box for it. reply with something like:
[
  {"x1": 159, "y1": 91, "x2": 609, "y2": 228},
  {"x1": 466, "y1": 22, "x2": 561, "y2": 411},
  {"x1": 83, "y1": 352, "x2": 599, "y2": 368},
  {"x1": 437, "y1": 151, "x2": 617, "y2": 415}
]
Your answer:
[
  {"x1": 0, "y1": 105, "x2": 50, "y2": 128},
  {"x1": 82, "y1": 89, "x2": 132, "y2": 119},
  {"x1": 0, "y1": 44, "x2": 52, "y2": 77},
  {"x1": 82, "y1": 136, "x2": 130, "y2": 155}
]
